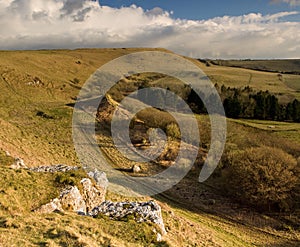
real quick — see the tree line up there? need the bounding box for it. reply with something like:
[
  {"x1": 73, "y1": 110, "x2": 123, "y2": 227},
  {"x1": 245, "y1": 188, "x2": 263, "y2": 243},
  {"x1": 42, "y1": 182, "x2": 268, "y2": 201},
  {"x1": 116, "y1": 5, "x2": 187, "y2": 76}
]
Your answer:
[
  {"x1": 188, "y1": 84, "x2": 300, "y2": 122},
  {"x1": 136, "y1": 81, "x2": 300, "y2": 122}
]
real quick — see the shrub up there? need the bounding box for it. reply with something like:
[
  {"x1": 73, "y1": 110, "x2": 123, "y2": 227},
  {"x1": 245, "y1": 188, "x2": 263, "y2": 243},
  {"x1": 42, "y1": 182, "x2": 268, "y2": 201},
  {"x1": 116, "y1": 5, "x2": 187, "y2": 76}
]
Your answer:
[
  {"x1": 166, "y1": 123, "x2": 181, "y2": 139},
  {"x1": 224, "y1": 146, "x2": 299, "y2": 211},
  {"x1": 55, "y1": 173, "x2": 76, "y2": 186}
]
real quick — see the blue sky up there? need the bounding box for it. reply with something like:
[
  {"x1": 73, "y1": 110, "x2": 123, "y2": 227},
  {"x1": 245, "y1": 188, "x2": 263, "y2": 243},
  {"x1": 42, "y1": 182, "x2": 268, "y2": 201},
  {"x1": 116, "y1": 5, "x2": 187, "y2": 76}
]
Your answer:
[
  {"x1": 0, "y1": 0, "x2": 299, "y2": 58},
  {"x1": 99, "y1": 0, "x2": 300, "y2": 20}
]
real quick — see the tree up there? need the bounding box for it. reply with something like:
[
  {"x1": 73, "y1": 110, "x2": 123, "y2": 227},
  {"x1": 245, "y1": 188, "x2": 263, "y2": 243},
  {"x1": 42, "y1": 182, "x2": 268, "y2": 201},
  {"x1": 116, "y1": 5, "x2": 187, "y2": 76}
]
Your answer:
[
  {"x1": 224, "y1": 146, "x2": 299, "y2": 211},
  {"x1": 187, "y1": 89, "x2": 205, "y2": 113},
  {"x1": 267, "y1": 95, "x2": 280, "y2": 120},
  {"x1": 292, "y1": 99, "x2": 300, "y2": 122},
  {"x1": 223, "y1": 95, "x2": 241, "y2": 118},
  {"x1": 253, "y1": 91, "x2": 266, "y2": 119}
]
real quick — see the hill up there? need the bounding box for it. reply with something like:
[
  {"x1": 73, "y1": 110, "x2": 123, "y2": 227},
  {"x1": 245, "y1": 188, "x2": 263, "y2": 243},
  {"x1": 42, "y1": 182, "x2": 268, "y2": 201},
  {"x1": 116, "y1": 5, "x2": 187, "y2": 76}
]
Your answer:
[
  {"x1": 205, "y1": 59, "x2": 300, "y2": 99},
  {"x1": 209, "y1": 59, "x2": 300, "y2": 74},
  {"x1": 0, "y1": 48, "x2": 299, "y2": 246}
]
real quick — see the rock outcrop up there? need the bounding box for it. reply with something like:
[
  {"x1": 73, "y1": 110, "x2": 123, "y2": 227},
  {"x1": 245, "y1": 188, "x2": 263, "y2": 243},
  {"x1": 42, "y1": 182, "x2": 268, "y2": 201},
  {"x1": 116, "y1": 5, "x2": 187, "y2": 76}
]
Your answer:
[
  {"x1": 35, "y1": 198, "x2": 63, "y2": 214},
  {"x1": 80, "y1": 178, "x2": 106, "y2": 212},
  {"x1": 87, "y1": 169, "x2": 108, "y2": 190},
  {"x1": 29, "y1": 164, "x2": 79, "y2": 173},
  {"x1": 34, "y1": 168, "x2": 166, "y2": 238},
  {"x1": 36, "y1": 177, "x2": 106, "y2": 214},
  {"x1": 90, "y1": 200, "x2": 166, "y2": 235},
  {"x1": 60, "y1": 186, "x2": 86, "y2": 213}
]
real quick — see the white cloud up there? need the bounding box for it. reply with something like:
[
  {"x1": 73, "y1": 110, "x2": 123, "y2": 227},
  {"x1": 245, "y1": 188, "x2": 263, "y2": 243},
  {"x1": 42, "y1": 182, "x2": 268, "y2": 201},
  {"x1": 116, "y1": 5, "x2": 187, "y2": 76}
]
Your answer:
[{"x1": 0, "y1": 0, "x2": 300, "y2": 58}]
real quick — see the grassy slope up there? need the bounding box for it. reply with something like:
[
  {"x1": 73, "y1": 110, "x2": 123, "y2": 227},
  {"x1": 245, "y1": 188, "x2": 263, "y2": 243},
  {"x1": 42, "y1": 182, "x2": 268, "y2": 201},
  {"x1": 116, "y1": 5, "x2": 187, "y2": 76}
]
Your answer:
[
  {"x1": 210, "y1": 59, "x2": 300, "y2": 74},
  {"x1": 0, "y1": 49, "x2": 299, "y2": 246},
  {"x1": 207, "y1": 59, "x2": 300, "y2": 97}
]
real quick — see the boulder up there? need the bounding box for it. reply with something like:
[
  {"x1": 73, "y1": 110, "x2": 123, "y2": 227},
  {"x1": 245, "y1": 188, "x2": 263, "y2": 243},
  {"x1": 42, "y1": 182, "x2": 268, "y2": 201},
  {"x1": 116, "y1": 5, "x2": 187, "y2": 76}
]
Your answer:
[
  {"x1": 36, "y1": 178, "x2": 106, "y2": 214},
  {"x1": 59, "y1": 186, "x2": 86, "y2": 213},
  {"x1": 87, "y1": 169, "x2": 108, "y2": 190},
  {"x1": 80, "y1": 178, "x2": 106, "y2": 213},
  {"x1": 35, "y1": 198, "x2": 62, "y2": 214},
  {"x1": 132, "y1": 165, "x2": 141, "y2": 173},
  {"x1": 10, "y1": 157, "x2": 27, "y2": 169}
]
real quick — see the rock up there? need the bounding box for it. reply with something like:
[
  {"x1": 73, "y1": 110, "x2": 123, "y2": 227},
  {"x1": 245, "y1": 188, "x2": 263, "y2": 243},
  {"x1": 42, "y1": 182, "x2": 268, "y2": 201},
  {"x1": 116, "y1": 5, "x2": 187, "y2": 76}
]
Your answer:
[
  {"x1": 156, "y1": 233, "x2": 162, "y2": 242},
  {"x1": 87, "y1": 169, "x2": 108, "y2": 190},
  {"x1": 10, "y1": 157, "x2": 27, "y2": 169},
  {"x1": 35, "y1": 198, "x2": 62, "y2": 213},
  {"x1": 132, "y1": 165, "x2": 141, "y2": 173},
  {"x1": 90, "y1": 200, "x2": 166, "y2": 235},
  {"x1": 5, "y1": 151, "x2": 10, "y2": 156},
  {"x1": 80, "y1": 178, "x2": 106, "y2": 213},
  {"x1": 59, "y1": 186, "x2": 86, "y2": 214},
  {"x1": 36, "y1": 177, "x2": 106, "y2": 214},
  {"x1": 29, "y1": 164, "x2": 79, "y2": 173}
]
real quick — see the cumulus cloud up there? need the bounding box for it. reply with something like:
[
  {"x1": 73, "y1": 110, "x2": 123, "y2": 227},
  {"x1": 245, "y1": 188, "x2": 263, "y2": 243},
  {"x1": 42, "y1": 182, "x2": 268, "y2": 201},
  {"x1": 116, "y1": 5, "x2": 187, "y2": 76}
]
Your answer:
[{"x1": 0, "y1": 0, "x2": 300, "y2": 58}]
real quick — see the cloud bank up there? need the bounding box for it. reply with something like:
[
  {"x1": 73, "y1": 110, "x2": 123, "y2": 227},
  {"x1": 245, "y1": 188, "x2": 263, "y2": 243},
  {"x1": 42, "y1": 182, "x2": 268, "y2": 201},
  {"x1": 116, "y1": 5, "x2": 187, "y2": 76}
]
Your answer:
[{"x1": 1, "y1": 0, "x2": 300, "y2": 58}]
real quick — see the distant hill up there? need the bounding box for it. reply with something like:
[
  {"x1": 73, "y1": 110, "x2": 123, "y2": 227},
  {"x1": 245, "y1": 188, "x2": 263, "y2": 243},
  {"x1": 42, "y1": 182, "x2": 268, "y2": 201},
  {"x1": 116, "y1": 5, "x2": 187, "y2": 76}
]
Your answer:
[{"x1": 207, "y1": 59, "x2": 300, "y2": 75}]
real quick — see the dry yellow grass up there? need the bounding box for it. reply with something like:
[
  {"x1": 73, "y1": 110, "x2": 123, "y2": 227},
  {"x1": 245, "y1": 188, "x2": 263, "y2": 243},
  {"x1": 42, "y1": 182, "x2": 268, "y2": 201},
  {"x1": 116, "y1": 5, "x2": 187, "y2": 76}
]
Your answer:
[{"x1": 0, "y1": 48, "x2": 299, "y2": 246}]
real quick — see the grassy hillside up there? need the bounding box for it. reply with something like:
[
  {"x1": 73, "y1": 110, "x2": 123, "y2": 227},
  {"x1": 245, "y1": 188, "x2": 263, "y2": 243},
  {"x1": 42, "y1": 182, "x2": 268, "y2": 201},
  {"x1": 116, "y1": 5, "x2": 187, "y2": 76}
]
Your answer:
[
  {"x1": 209, "y1": 59, "x2": 300, "y2": 74},
  {"x1": 205, "y1": 59, "x2": 300, "y2": 100},
  {"x1": 0, "y1": 49, "x2": 299, "y2": 246}
]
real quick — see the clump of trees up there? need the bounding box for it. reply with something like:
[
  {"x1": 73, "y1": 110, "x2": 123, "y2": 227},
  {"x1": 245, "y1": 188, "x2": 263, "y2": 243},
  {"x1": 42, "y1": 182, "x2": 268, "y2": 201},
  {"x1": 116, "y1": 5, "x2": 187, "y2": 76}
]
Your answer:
[
  {"x1": 223, "y1": 146, "x2": 299, "y2": 211},
  {"x1": 187, "y1": 83, "x2": 300, "y2": 122}
]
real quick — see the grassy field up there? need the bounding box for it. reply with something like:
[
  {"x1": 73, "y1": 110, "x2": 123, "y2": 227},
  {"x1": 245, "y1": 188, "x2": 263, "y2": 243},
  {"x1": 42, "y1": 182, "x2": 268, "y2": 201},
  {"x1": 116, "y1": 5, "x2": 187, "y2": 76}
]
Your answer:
[
  {"x1": 0, "y1": 48, "x2": 300, "y2": 246},
  {"x1": 210, "y1": 59, "x2": 300, "y2": 74}
]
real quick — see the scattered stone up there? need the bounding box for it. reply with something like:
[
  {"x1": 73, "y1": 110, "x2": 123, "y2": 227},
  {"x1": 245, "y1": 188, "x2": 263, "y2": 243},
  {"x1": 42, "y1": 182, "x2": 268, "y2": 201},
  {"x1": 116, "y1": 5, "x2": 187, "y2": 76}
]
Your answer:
[
  {"x1": 10, "y1": 157, "x2": 27, "y2": 169},
  {"x1": 90, "y1": 200, "x2": 166, "y2": 235},
  {"x1": 26, "y1": 77, "x2": 43, "y2": 86},
  {"x1": 132, "y1": 165, "x2": 141, "y2": 173},
  {"x1": 5, "y1": 151, "x2": 10, "y2": 157},
  {"x1": 29, "y1": 164, "x2": 79, "y2": 173}
]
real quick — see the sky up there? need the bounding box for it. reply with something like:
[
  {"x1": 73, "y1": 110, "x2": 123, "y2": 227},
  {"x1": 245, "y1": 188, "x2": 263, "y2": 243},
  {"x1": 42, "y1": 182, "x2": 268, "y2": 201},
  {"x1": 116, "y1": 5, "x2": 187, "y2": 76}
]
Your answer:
[{"x1": 0, "y1": 0, "x2": 300, "y2": 58}]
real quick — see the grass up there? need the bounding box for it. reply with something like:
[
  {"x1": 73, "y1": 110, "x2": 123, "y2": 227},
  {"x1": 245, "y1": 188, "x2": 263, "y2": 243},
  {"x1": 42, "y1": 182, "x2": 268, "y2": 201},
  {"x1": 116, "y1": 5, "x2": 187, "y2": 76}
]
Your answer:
[
  {"x1": 1, "y1": 48, "x2": 300, "y2": 246},
  {"x1": 210, "y1": 59, "x2": 300, "y2": 74},
  {"x1": 0, "y1": 212, "x2": 166, "y2": 247},
  {"x1": 228, "y1": 118, "x2": 300, "y2": 145},
  {"x1": 196, "y1": 61, "x2": 300, "y2": 102},
  {"x1": 0, "y1": 158, "x2": 166, "y2": 246}
]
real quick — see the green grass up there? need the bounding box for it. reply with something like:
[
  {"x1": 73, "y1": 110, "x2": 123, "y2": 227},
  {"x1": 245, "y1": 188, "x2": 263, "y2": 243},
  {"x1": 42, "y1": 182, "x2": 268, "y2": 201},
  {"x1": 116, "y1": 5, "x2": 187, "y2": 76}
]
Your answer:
[
  {"x1": 283, "y1": 74, "x2": 300, "y2": 91},
  {"x1": 229, "y1": 118, "x2": 300, "y2": 145},
  {"x1": 196, "y1": 61, "x2": 300, "y2": 102}
]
